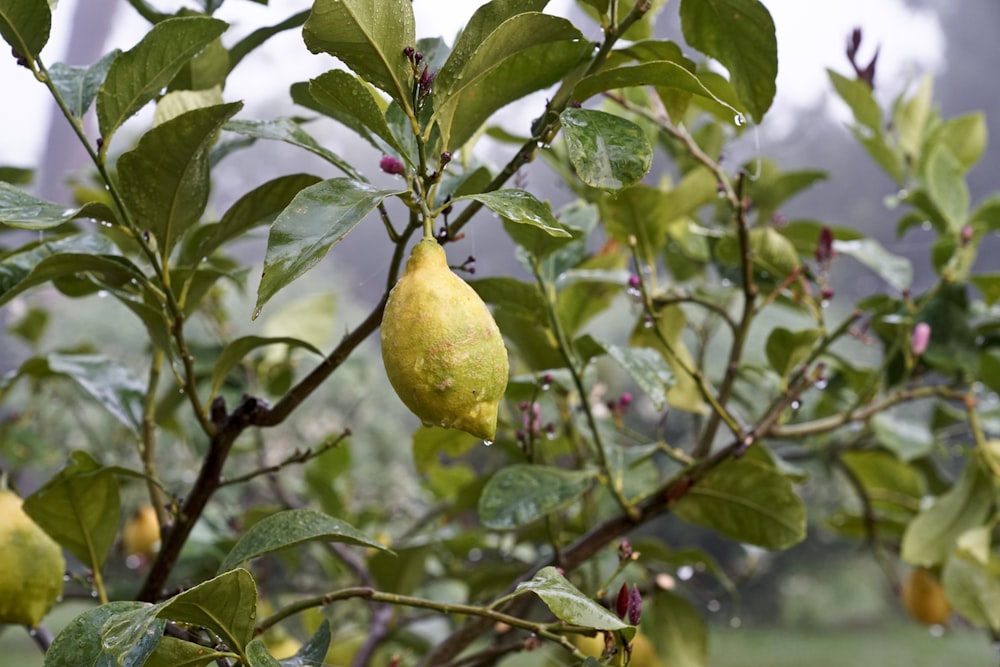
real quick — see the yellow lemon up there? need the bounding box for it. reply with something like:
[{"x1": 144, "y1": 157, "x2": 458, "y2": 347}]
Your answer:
[
  {"x1": 381, "y1": 239, "x2": 509, "y2": 440},
  {"x1": 902, "y1": 567, "x2": 950, "y2": 626},
  {"x1": 572, "y1": 631, "x2": 661, "y2": 667},
  {"x1": 0, "y1": 489, "x2": 65, "y2": 627},
  {"x1": 123, "y1": 505, "x2": 161, "y2": 559}
]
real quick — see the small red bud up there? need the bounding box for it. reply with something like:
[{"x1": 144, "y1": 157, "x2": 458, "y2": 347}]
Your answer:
[
  {"x1": 380, "y1": 155, "x2": 405, "y2": 176},
  {"x1": 627, "y1": 274, "x2": 641, "y2": 289},
  {"x1": 615, "y1": 583, "x2": 630, "y2": 619},
  {"x1": 618, "y1": 392, "x2": 633, "y2": 409},
  {"x1": 440, "y1": 151, "x2": 452, "y2": 166},
  {"x1": 821, "y1": 287, "x2": 835, "y2": 301}
]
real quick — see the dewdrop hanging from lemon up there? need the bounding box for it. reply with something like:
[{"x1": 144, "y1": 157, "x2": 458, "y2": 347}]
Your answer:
[{"x1": 381, "y1": 238, "x2": 508, "y2": 440}]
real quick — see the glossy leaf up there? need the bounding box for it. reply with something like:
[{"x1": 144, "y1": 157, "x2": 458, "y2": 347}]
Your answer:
[
  {"x1": 833, "y1": 238, "x2": 912, "y2": 292},
  {"x1": 24, "y1": 451, "x2": 120, "y2": 570},
  {"x1": 646, "y1": 591, "x2": 708, "y2": 667},
  {"x1": 180, "y1": 173, "x2": 323, "y2": 265},
  {"x1": 97, "y1": 17, "x2": 227, "y2": 146},
  {"x1": 673, "y1": 448, "x2": 806, "y2": 549},
  {"x1": 432, "y1": 12, "x2": 591, "y2": 150},
  {"x1": 468, "y1": 277, "x2": 547, "y2": 322},
  {"x1": 679, "y1": 0, "x2": 776, "y2": 122},
  {"x1": 516, "y1": 566, "x2": 628, "y2": 630},
  {"x1": 255, "y1": 178, "x2": 404, "y2": 316},
  {"x1": 578, "y1": 336, "x2": 674, "y2": 410},
  {"x1": 118, "y1": 102, "x2": 242, "y2": 258},
  {"x1": 218, "y1": 509, "x2": 390, "y2": 573},
  {"x1": 560, "y1": 108, "x2": 652, "y2": 190},
  {"x1": 43, "y1": 602, "x2": 153, "y2": 667},
  {"x1": 925, "y1": 144, "x2": 969, "y2": 230},
  {"x1": 55, "y1": 353, "x2": 146, "y2": 433},
  {"x1": 281, "y1": 620, "x2": 332, "y2": 667},
  {"x1": 228, "y1": 9, "x2": 309, "y2": 71},
  {"x1": 99, "y1": 604, "x2": 166, "y2": 667},
  {"x1": 48, "y1": 51, "x2": 120, "y2": 117},
  {"x1": 572, "y1": 61, "x2": 720, "y2": 107},
  {"x1": 307, "y1": 70, "x2": 407, "y2": 158},
  {"x1": 631, "y1": 305, "x2": 707, "y2": 414},
  {"x1": 158, "y1": 569, "x2": 257, "y2": 655},
  {"x1": 942, "y1": 551, "x2": 1000, "y2": 632},
  {"x1": 457, "y1": 189, "x2": 571, "y2": 239},
  {"x1": 245, "y1": 639, "x2": 282, "y2": 667},
  {"x1": 224, "y1": 118, "x2": 361, "y2": 180},
  {"x1": 143, "y1": 636, "x2": 226, "y2": 667},
  {"x1": 764, "y1": 327, "x2": 822, "y2": 380},
  {"x1": 0, "y1": 182, "x2": 116, "y2": 229},
  {"x1": 210, "y1": 336, "x2": 323, "y2": 398},
  {"x1": 302, "y1": 0, "x2": 415, "y2": 110},
  {"x1": 901, "y1": 459, "x2": 993, "y2": 567},
  {"x1": 0, "y1": 249, "x2": 145, "y2": 308},
  {"x1": 479, "y1": 465, "x2": 596, "y2": 529},
  {"x1": 0, "y1": 0, "x2": 50, "y2": 66},
  {"x1": 826, "y1": 69, "x2": 882, "y2": 133},
  {"x1": 841, "y1": 450, "x2": 924, "y2": 513}
]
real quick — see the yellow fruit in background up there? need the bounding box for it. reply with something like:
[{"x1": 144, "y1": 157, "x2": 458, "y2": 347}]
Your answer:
[
  {"x1": 902, "y1": 567, "x2": 951, "y2": 626},
  {"x1": 123, "y1": 505, "x2": 161, "y2": 559},
  {"x1": 572, "y1": 631, "x2": 662, "y2": 667},
  {"x1": 0, "y1": 489, "x2": 65, "y2": 627},
  {"x1": 265, "y1": 635, "x2": 302, "y2": 660},
  {"x1": 381, "y1": 238, "x2": 509, "y2": 440}
]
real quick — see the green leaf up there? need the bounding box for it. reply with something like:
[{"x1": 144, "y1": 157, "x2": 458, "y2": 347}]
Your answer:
[
  {"x1": 971, "y1": 274, "x2": 1000, "y2": 307},
  {"x1": 924, "y1": 144, "x2": 969, "y2": 230},
  {"x1": 210, "y1": 336, "x2": 323, "y2": 398},
  {"x1": 673, "y1": 448, "x2": 806, "y2": 549},
  {"x1": 578, "y1": 336, "x2": 674, "y2": 410},
  {"x1": 479, "y1": 465, "x2": 596, "y2": 529},
  {"x1": 826, "y1": 69, "x2": 881, "y2": 134},
  {"x1": 895, "y1": 74, "x2": 933, "y2": 159},
  {"x1": 901, "y1": 459, "x2": 993, "y2": 567},
  {"x1": 118, "y1": 102, "x2": 242, "y2": 258},
  {"x1": 307, "y1": 70, "x2": 408, "y2": 158},
  {"x1": 646, "y1": 591, "x2": 708, "y2": 667},
  {"x1": 631, "y1": 305, "x2": 706, "y2": 414},
  {"x1": 468, "y1": 276, "x2": 547, "y2": 322},
  {"x1": 432, "y1": 12, "x2": 591, "y2": 150},
  {"x1": 50, "y1": 353, "x2": 146, "y2": 433},
  {"x1": 0, "y1": 182, "x2": 116, "y2": 229},
  {"x1": 930, "y1": 112, "x2": 987, "y2": 171},
  {"x1": 143, "y1": 636, "x2": 227, "y2": 667},
  {"x1": 764, "y1": 327, "x2": 822, "y2": 380},
  {"x1": 302, "y1": 0, "x2": 415, "y2": 110},
  {"x1": 44, "y1": 602, "x2": 154, "y2": 667},
  {"x1": 840, "y1": 450, "x2": 924, "y2": 514},
  {"x1": 942, "y1": 552, "x2": 1000, "y2": 632},
  {"x1": 572, "y1": 61, "x2": 721, "y2": 109},
  {"x1": 48, "y1": 51, "x2": 120, "y2": 117},
  {"x1": 224, "y1": 118, "x2": 362, "y2": 181},
  {"x1": 254, "y1": 178, "x2": 404, "y2": 316},
  {"x1": 158, "y1": 569, "x2": 257, "y2": 655},
  {"x1": 870, "y1": 411, "x2": 935, "y2": 461},
  {"x1": 244, "y1": 638, "x2": 282, "y2": 667},
  {"x1": 24, "y1": 451, "x2": 120, "y2": 571},
  {"x1": 97, "y1": 17, "x2": 227, "y2": 146},
  {"x1": 228, "y1": 10, "x2": 309, "y2": 72},
  {"x1": 218, "y1": 509, "x2": 390, "y2": 573},
  {"x1": 464, "y1": 189, "x2": 577, "y2": 258},
  {"x1": 180, "y1": 173, "x2": 323, "y2": 265},
  {"x1": 287, "y1": 620, "x2": 332, "y2": 667},
  {"x1": 559, "y1": 108, "x2": 652, "y2": 190},
  {"x1": 833, "y1": 238, "x2": 912, "y2": 292},
  {"x1": 412, "y1": 425, "x2": 477, "y2": 475},
  {"x1": 516, "y1": 566, "x2": 628, "y2": 630},
  {"x1": 98, "y1": 604, "x2": 167, "y2": 667},
  {"x1": 0, "y1": 247, "x2": 145, "y2": 308},
  {"x1": 679, "y1": 0, "x2": 776, "y2": 122},
  {"x1": 0, "y1": 0, "x2": 50, "y2": 66}
]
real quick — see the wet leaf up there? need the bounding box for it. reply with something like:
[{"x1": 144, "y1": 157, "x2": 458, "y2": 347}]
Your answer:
[
  {"x1": 646, "y1": 591, "x2": 708, "y2": 667},
  {"x1": 0, "y1": 182, "x2": 116, "y2": 229},
  {"x1": 143, "y1": 636, "x2": 226, "y2": 667},
  {"x1": 224, "y1": 118, "x2": 361, "y2": 180},
  {"x1": 44, "y1": 602, "x2": 154, "y2": 667},
  {"x1": 834, "y1": 238, "x2": 912, "y2": 292},
  {"x1": 245, "y1": 639, "x2": 282, "y2": 667},
  {"x1": 560, "y1": 108, "x2": 652, "y2": 190},
  {"x1": 158, "y1": 569, "x2": 257, "y2": 655},
  {"x1": 218, "y1": 509, "x2": 391, "y2": 573},
  {"x1": 871, "y1": 411, "x2": 935, "y2": 461},
  {"x1": 210, "y1": 336, "x2": 323, "y2": 399},
  {"x1": 0, "y1": 0, "x2": 50, "y2": 66},
  {"x1": 516, "y1": 566, "x2": 628, "y2": 630},
  {"x1": 48, "y1": 51, "x2": 120, "y2": 117},
  {"x1": 308, "y1": 70, "x2": 407, "y2": 159},
  {"x1": 764, "y1": 327, "x2": 822, "y2": 381},
  {"x1": 479, "y1": 464, "x2": 596, "y2": 529},
  {"x1": 24, "y1": 451, "x2": 120, "y2": 572}
]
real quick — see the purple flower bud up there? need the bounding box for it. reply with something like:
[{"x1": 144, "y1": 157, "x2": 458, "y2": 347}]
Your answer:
[
  {"x1": 518, "y1": 400, "x2": 529, "y2": 411},
  {"x1": 403, "y1": 46, "x2": 415, "y2": 59},
  {"x1": 380, "y1": 155, "x2": 405, "y2": 176},
  {"x1": 618, "y1": 539, "x2": 633, "y2": 561},
  {"x1": 618, "y1": 392, "x2": 633, "y2": 409},
  {"x1": 628, "y1": 274, "x2": 641, "y2": 289},
  {"x1": 627, "y1": 585, "x2": 642, "y2": 625},
  {"x1": 615, "y1": 583, "x2": 630, "y2": 619},
  {"x1": 961, "y1": 225, "x2": 973, "y2": 245},
  {"x1": 815, "y1": 226, "x2": 834, "y2": 264},
  {"x1": 821, "y1": 287, "x2": 835, "y2": 301},
  {"x1": 912, "y1": 322, "x2": 931, "y2": 356},
  {"x1": 440, "y1": 151, "x2": 452, "y2": 166}
]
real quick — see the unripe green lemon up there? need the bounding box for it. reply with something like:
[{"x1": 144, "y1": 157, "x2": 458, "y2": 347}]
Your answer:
[
  {"x1": 0, "y1": 489, "x2": 65, "y2": 627},
  {"x1": 381, "y1": 239, "x2": 509, "y2": 440}
]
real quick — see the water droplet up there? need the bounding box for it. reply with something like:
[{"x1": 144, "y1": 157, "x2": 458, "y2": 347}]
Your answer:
[
  {"x1": 90, "y1": 589, "x2": 99, "y2": 598},
  {"x1": 468, "y1": 547, "x2": 483, "y2": 562},
  {"x1": 929, "y1": 624, "x2": 945, "y2": 637},
  {"x1": 626, "y1": 286, "x2": 642, "y2": 301},
  {"x1": 483, "y1": 439, "x2": 493, "y2": 447},
  {"x1": 729, "y1": 616, "x2": 742, "y2": 628},
  {"x1": 677, "y1": 565, "x2": 694, "y2": 581},
  {"x1": 545, "y1": 430, "x2": 556, "y2": 440},
  {"x1": 814, "y1": 378, "x2": 828, "y2": 390},
  {"x1": 28, "y1": 628, "x2": 38, "y2": 637},
  {"x1": 734, "y1": 113, "x2": 746, "y2": 127},
  {"x1": 820, "y1": 299, "x2": 831, "y2": 309},
  {"x1": 97, "y1": 290, "x2": 109, "y2": 298},
  {"x1": 707, "y1": 599, "x2": 721, "y2": 613},
  {"x1": 252, "y1": 307, "x2": 262, "y2": 320},
  {"x1": 643, "y1": 318, "x2": 654, "y2": 329},
  {"x1": 790, "y1": 400, "x2": 801, "y2": 410},
  {"x1": 541, "y1": 383, "x2": 551, "y2": 391},
  {"x1": 126, "y1": 554, "x2": 143, "y2": 570},
  {"x1": 920, "y1": 220, "x2": 933, "y2": 231},
  {"x1": 720, "y1": 278, "x2": 732, "y2": 287}
]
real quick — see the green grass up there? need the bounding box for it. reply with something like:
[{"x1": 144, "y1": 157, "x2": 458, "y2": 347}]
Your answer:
[{"x1": 710, "y1": 625, "x2": 996, "y2": 667}]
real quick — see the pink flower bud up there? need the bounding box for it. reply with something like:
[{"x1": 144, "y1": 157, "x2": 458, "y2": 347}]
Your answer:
[
  {"x1": 615, "y1": 583, "x2": 630, "y2": 619},
  {"x1": 961, "y1": 225, "x2": 973, "y2": 245},
  {"x1": 627, "y1": 585, "x2": 643, "y2": 625},
  {"x1": 380, "y1": 156, "x2": 405, "y2": 176},
  {"x1": 912, "y1": 322, "x2": 931, "y2": 356}
]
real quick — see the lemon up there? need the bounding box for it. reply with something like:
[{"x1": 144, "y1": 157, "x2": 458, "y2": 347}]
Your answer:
[
  {"x1": 902, "y1": 567, "x2": 950, "y2": 626},
  {"x1": 0, "y1": 489, "x2": 65, "y2": 627},
  {"x1": 572, "y1": 631, "x2": 661, "y2": 667},
  {"x1": 123, "y1": 505, "x2": 161, "y2": 560},
  {"x1": 381, "y1": 239, "x2": 509, "y2": 440}
]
